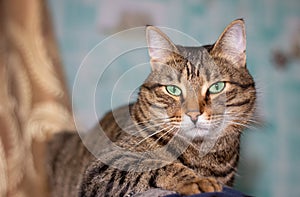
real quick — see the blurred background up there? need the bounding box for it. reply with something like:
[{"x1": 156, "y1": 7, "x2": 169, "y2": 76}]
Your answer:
[{"x1": 48, "y1": 0, "x2": 300, "y2": 196}]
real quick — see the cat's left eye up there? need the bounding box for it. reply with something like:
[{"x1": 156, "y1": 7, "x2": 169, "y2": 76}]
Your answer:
[
  {"x1": 208, "y1": 82, "x2": 225, "y2": 94},
  {"x1": 166, "y1": 85, "x2": 182, "y2": 96}
]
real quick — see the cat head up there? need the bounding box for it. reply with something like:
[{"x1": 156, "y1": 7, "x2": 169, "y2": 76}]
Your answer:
[{"x1": 135, "y1": 19, "x2": 256, "y2": 140}]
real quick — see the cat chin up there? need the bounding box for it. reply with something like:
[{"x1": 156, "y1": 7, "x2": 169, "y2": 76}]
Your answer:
[{"x1": 181, "y1": 127, "x2": 211, "y2": 139}]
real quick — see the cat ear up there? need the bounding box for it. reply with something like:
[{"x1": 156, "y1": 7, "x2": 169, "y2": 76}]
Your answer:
[
  {"x1": 146, "y1": 26, "x2": 179, "y2": 66},
  {"x1": 211, "y1": 19, "x2": 246, "y2": 68}
]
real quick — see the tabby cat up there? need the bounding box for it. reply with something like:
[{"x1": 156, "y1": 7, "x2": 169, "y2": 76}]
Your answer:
[{"x1": 47, "y1": 19, "x2": 256, "y2": 196}]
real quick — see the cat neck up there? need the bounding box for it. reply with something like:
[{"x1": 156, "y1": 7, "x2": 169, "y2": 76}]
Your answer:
[{"x1": 179, "y1": 129, "x2": 241, "y2": 170}]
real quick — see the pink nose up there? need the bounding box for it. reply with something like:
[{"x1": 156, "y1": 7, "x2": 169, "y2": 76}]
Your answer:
[{"x1": 186, "y1": 111, "x2": 201, "y2": 124}]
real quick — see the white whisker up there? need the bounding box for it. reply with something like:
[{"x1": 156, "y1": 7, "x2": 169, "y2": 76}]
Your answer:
[
  {"x1": 125, "y1": 122, "x2": 169, "y2": 137},
  {"x1": 134, "y1": 125, "x2": 174, "y2": 147},
  {"x1": 147, "y1": 126, "x2": 178, "y2": 150}
]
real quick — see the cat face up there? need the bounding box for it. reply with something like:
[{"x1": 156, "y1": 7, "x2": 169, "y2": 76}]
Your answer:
[{"x1": 136, "y1": 20, "x2": 256, "y2": 140}]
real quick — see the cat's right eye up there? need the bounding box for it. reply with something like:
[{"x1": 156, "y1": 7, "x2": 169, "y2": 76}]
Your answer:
[
  {"x1": 208, "y1": 81, "x2": 225, "y2": 94},
  {"x1": 166, "y1": 85, "x2": 182, "y2": 96}
]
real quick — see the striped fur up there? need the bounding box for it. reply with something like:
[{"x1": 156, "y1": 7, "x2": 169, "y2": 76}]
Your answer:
[{"x1": 47, "y1": 19, "x2": 256, "y2": 196}]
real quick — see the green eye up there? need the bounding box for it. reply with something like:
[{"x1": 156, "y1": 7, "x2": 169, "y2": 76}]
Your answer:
[
  {"x1": 166, "y1": 85, "x2": 182, "y2": 96},
  {"x1": 208, "y1": 82, "x2": 225, "y2": 94}
]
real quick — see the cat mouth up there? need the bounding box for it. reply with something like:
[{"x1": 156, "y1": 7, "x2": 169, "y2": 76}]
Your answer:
[
  {"x1": 180, "y1": 125, "x2": 211, "y2": 139},
  {"x1": 180, "y1": 122, "x2": 211, "y2": 130}
]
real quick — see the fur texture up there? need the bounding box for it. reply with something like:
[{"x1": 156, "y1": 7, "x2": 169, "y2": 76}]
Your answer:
[{"x1": 47, "y1": 19, "x2": 256, "y2": 197}]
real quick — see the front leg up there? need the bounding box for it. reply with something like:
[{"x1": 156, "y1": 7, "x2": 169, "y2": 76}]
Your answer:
[{"x1": 154, "y1": 163, "x2": 222, "y2": 195}]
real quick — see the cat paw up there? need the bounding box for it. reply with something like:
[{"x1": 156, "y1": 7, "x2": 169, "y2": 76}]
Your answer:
[{"x1": 175, "y1": 177, "x2": 222, "y2": 195}]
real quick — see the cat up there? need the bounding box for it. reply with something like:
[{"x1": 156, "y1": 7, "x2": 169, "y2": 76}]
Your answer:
[{"x1": 47, "y1": 19, "x2": 256, "y2": 197}]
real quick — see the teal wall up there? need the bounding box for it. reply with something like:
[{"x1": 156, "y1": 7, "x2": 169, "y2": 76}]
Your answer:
[{"x1": 49, "y1": 0, "x2": 300, "y2": 196}]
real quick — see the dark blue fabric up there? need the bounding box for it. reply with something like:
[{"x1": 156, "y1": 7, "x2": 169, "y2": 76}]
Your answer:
[{"x1": 165, "y1": 187, "x2": 251, "y2": 197}]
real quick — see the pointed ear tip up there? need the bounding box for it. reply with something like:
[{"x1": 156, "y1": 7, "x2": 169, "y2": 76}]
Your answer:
[
  {"x1": 236, "y1": 18, "x2": 245, "y2": 22},
  {"x1": 145, "y1": 25, "x2": 152, "y2": 33},
  {"x1": 146, "y1": 26, "x2": 161, "y2": 38},
  {"x1": 232, "y1": 19, "x2": 245, "y2": 27},
  {"x1": 145, "y1": 25, "x2": 153, "y2": 31},
  {"x1": 146, "y1": 25, "x2": 159, "y2": 33},
  {"x1": 146, "y1": 26, "x2": 155, "y2": 40}
]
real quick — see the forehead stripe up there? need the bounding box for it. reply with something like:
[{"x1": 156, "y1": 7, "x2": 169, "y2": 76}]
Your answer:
[{"x1": 186, "y1": 61, "x2": 191, "y2": 79}]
